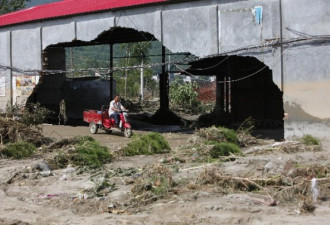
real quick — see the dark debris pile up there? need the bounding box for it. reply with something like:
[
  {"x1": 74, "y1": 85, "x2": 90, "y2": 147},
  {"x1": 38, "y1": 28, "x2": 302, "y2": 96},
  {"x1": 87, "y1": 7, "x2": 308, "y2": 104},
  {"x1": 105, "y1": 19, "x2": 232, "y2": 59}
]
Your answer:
[{"x1": 0, "y1": 116, "x2": 52, "y2": 147}]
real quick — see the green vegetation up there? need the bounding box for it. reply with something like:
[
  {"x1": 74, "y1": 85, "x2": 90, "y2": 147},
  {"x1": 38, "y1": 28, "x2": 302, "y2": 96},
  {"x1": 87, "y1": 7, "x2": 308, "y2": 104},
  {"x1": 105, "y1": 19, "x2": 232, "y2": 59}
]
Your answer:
[
  {"x1": 0, "y1": 0, "x2": 26, "y2": 15},
  {"x1": 210, "y1": 142, "x2": 242, "y2": 158},
  {"x1": 114, "y1": 42, "x2": 157, "y2": 99},
  {"x1": 122, "y1": 132, "x2": 170, "y2": 156},
  {"x1": 1, "y1": 141, "x2": 36, "y2": 159},
  {"x1": 72, "y1": 136, "x2": 112, "y2": 167},
  {"x1": 190, "y1": 126, "x2": 242, "y2": 159},
  {"x1": 217, "y1": 126, "x2": 238, "y2": 143},
  {"x1": 301, "y1": 135, "x2": 320, "y2": 146},
  {"x1": 49, "y1": 136, "x2": 112, "y2": 169},
  {"x1": 196, "y1": 126, "x2": 239, "y2": 144},
  {"x1": 169, "y1": 78, "x2": 202, "y2": 112}
]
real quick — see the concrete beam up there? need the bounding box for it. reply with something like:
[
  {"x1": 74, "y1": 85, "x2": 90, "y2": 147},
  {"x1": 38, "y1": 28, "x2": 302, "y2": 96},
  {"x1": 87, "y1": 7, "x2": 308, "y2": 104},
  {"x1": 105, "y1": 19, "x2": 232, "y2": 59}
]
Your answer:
[
  {"x1": 163, "y1": 5, "x2": 218, "y2": 56},
  {"x1": 76, "y1": 12, "x2": 115, "y2": 41},
  {"x1": 42, "y1": 19, "x2": 75, "y2": 49},
  {"x1": 116, "y1": 9, "x2": 163, "y2": 42}
]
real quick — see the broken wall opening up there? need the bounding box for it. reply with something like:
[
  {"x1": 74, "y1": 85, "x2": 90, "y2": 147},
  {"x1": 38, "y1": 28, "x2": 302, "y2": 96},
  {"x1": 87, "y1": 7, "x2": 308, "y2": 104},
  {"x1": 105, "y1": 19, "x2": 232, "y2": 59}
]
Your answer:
[
  {"x1": 228, "y1": 56, "x2": 284, "y2": 129},
  {"x1": 188, "y1": 55, "x2": 284, "y2": 139},
  {"x1": 27, "y1": 27, "x2": 178, "y2": 124},
  {"x1": 27, "y1": 47, "x2": 66, "y2": 122},
  {"x1": 28, "y1": 45, "x2": 113, "y2": 124}
]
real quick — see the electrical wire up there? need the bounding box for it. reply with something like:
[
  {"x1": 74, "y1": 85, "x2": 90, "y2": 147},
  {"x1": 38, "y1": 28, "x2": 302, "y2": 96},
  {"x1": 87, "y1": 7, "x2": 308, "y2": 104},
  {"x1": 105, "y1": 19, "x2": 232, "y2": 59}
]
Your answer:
[{"x1": 0, "y1": 34, "x2": 329, "y2": 79}]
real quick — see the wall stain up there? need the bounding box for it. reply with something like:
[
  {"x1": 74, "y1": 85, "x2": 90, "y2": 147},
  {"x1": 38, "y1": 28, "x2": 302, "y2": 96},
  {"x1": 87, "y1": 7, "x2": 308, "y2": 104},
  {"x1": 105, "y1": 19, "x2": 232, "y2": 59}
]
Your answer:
[{"x1": 284, "y1": 101, "x2": 330, "y2": 122}]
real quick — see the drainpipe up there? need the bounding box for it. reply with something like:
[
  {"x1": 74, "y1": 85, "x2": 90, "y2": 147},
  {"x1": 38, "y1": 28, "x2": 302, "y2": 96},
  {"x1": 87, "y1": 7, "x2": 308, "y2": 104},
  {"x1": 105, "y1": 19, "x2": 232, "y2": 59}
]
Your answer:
[
  {"x1": 9, "y1": 30, "x2": 13, "y2": 106},
  {"x1": 279, "y1": 0, "x2": 284, "y2": 92}
]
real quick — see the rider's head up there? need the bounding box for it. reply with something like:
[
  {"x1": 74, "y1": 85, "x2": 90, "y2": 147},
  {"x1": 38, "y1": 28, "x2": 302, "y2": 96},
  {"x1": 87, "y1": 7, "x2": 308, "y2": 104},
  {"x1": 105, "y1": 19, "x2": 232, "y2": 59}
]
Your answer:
[{"x1": 114, "y1": 95, "x2": 120, "y2": 102}]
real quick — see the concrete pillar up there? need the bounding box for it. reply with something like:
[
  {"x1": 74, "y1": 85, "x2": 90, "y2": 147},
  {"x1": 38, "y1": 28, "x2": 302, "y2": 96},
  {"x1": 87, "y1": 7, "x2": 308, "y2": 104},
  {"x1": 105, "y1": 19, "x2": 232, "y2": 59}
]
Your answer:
[
  {"x1": 159, "y1": 46, "x2": 169, "y2": 110},
  {"x1": 215, "y1": 74, "x2": 223, "y2": 112}
]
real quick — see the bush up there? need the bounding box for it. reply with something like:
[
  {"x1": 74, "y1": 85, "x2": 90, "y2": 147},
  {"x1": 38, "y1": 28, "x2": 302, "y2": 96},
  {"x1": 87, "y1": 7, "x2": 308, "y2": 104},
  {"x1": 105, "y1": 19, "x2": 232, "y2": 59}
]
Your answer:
[
  {"x1": 301, "y1": 135, "x2": 320, "y2": 146},
  {"x1": 122, "y1": 132, "x2": 170, "y2": 156},
  {"x1": 1, "y1": 141, "x2": 36, "y2": 159},
  {"x1": 169, "y1": 78, "x2": 202, "y2": 112},
  {"x1": 210, "y1": 142, "x2": 241, "y2": 158},
  {"x1": 71, "y1": 136, "x2": 112, "y2": 168}
]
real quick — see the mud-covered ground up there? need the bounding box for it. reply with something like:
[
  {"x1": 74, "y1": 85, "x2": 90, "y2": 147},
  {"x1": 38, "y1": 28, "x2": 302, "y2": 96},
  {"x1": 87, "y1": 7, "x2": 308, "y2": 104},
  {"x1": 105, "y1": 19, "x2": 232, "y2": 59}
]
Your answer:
[{"x1": 0, "y1": 123, "x2": 330, "y2": 225}]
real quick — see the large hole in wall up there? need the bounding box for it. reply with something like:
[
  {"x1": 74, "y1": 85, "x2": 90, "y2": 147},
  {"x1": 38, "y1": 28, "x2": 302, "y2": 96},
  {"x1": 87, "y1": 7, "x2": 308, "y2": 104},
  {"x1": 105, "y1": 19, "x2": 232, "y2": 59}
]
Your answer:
[
  {"x1": 228, "y1": 56, "x2": 284, "y2": 129},
  {"x1": 188, "y1": 55, "x2": 284, "y2": 139},
  {"x1": 27, "y1": 27, "x2": 194, "y2": 125}
]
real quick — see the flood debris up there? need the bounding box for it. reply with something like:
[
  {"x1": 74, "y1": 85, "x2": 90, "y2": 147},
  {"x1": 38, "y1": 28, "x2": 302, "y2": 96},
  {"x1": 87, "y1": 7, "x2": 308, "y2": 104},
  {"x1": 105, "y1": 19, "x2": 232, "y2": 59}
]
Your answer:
[
  {"x1": 188, "y1": 163, "x2": 329, "y2": 212},
  {"x1": 244, "y1": 139, "x2": 323, "y2": 155},
  {"x1": 0, "y1": 120, "x2": 329, "y2": 222},
  {"x1": 104, "y1": 164, "x2": 175, "y2": 214},
  {"x1": 0, "y1": 116, "x2": 52, "y2": 147}
]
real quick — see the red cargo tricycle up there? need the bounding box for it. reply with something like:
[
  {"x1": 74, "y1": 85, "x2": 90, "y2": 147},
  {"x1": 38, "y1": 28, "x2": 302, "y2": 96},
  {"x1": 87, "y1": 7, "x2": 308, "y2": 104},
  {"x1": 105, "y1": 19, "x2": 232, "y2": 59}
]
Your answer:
[{"x1": 83, "y1": 105, "x2": 132, "y2": 138}]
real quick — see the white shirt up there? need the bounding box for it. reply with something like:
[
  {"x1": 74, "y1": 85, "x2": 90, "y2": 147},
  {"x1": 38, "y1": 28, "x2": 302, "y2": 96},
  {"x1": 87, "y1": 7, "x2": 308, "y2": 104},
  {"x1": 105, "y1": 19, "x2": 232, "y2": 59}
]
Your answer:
[{"x1": 108, "y1": 100, "x2": 123, "y2": 115}]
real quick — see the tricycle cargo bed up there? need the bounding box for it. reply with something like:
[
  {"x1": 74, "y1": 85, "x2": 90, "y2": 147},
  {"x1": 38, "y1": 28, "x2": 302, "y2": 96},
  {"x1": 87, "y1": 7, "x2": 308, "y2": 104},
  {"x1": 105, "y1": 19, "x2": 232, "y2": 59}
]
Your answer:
[{"x1": 83, "y1": 109, "x2": 106, "y2": 125}]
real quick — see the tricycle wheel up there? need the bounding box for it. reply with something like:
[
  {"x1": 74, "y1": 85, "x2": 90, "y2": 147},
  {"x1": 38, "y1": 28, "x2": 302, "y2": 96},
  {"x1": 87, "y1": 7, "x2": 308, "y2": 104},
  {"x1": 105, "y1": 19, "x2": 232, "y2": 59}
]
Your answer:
[
  {"x1": 124, "y1": 128, "x2": 132, "y2": 138},
  {"x1": 89, "y1": 122, "x2": 98, "y2": 134}
]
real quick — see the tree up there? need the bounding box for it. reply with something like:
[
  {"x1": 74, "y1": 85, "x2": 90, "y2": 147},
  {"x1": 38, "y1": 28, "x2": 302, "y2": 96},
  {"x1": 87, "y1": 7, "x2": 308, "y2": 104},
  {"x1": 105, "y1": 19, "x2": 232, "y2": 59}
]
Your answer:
[
  {"x1": 114, "y1": 42, "x2": 155, "y2": 99},
  {"x1": 0, "y1": 0, "x2": 28, "y2": 15}
]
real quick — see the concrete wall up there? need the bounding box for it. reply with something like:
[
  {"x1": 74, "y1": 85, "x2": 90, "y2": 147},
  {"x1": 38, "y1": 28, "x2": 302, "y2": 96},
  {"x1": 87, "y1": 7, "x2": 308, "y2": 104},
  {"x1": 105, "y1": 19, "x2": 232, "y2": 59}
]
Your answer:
[
  {"x1": 280, "y1": 0, "x2": 330, "y2": 139},
  {"x1": 11, "y1": 24, "x2": 42, "y2": 70},
  {"x1": 0, "y1": 0, "x2": 329, "y2": 139},
  {"x1": 0, "y1": 31, "x2": 11, "y2": 109},
  {"x1": 42, "y1": 19, "x2": 76, "y2": 48}
]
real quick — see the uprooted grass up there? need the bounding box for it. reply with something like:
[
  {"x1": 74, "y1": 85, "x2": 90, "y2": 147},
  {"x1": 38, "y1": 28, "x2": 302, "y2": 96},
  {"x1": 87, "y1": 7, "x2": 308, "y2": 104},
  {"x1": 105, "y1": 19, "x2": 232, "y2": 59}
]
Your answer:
[
  {"x1": 192, "y1": 126, "x2": 238, "y2": 144},
  {"x1": 1, "y1": 141, "x2": 36, "y2": 159},
  {"x1": 209, "y1": 142, "x2": 242, "y2": 158},
  {"x1": 301, "y1": 134, "x2": 321, "y2": 146},
  {"x1": 185, "y1": 126, "x2": 243, "y2": 161},
  {"x1": 121, "y1": 132, "x2": 171, "y2": 156},
  {"x1": 47, "y1": 136, "x2": 112, "y2": 169}
]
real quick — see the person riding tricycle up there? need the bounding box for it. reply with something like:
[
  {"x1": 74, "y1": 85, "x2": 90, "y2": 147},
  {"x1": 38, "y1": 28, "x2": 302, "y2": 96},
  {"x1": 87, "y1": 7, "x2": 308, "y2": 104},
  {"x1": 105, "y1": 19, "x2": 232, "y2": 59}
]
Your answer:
[{"x1": 83, "y1": 95, "x2": 132, "y2": 138}]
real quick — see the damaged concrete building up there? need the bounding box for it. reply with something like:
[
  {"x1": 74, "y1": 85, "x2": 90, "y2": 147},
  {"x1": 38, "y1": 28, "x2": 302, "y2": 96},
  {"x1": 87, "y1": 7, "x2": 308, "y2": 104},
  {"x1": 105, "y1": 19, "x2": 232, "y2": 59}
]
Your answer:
[{"x1": 0, "y1": 0, "x2": 329, "y2": 139}]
